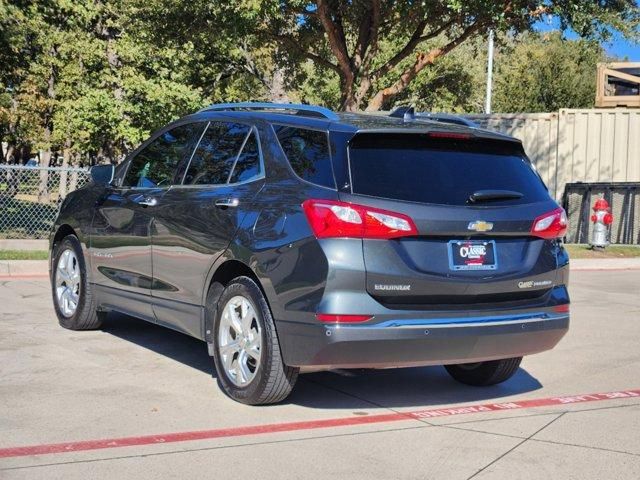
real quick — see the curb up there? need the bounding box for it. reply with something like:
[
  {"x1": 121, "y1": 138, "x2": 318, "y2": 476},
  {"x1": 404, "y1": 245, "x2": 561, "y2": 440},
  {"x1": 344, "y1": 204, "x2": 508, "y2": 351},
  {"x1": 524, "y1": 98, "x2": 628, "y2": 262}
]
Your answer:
[
  {"x1": 0, "y1": 239, "x2": 48, "y2": 251},
  {"x1": 0, "y1": 260, "x2": 49, "y2": 278},
  {"x1": 569, "y1": 258, "x2": 640, "y2": 271}
]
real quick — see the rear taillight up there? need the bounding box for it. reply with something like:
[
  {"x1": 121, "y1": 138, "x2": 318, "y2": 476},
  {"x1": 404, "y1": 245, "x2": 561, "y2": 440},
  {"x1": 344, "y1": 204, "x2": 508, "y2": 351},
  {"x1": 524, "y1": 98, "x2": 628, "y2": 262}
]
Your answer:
[
  {"x1": 302, "y1": 199, "x2": 418, "y2": 239},
  {"x1": 531, "y1": 207, "x2": 568, "y2": 239}
]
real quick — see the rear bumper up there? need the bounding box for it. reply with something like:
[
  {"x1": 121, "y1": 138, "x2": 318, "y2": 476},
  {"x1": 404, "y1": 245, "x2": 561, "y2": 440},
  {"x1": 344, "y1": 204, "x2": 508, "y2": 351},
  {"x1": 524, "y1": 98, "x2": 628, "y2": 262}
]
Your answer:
[{"x1": 278, "y1": 313, "x2": 569, "y2": 369}]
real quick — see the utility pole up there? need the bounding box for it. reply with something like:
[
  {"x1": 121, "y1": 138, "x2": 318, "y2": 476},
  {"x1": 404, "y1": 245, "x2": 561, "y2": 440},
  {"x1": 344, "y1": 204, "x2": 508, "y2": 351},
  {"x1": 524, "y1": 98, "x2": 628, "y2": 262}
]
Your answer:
[{"x1": 485, "y1": 30, "x2": 494, "y2": 114}]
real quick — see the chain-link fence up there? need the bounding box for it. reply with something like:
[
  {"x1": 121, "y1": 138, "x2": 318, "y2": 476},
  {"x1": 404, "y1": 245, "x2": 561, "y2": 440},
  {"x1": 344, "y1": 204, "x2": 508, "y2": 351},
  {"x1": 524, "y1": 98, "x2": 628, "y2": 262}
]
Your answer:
[{"x1": 0, "y1": 165, "x2": 90, "y2": 239}]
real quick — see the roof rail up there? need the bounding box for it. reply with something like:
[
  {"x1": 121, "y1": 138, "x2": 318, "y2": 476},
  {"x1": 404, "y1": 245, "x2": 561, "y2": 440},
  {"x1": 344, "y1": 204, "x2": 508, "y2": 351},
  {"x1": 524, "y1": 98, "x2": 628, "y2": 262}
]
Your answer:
[{"x1": 199, "y1": 102, "x2": 340, "y2": 121}]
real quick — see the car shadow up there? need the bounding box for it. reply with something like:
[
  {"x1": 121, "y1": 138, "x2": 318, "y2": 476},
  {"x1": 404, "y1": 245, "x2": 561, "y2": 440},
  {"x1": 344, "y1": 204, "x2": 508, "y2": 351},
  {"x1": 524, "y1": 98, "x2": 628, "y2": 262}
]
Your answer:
[
  {"x1": 102, "y1": 312, "x2": 214, "y2": 377},
  {"x1": 101, "y1": 312, "x2": 543, "y2": 410}
]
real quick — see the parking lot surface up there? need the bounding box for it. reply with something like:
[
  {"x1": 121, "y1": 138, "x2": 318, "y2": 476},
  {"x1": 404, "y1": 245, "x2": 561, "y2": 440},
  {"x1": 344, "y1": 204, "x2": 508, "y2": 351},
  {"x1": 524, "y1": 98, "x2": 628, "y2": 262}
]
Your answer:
[{"x1": 1, "y1": 269, "x2": 639, "y2": 479}]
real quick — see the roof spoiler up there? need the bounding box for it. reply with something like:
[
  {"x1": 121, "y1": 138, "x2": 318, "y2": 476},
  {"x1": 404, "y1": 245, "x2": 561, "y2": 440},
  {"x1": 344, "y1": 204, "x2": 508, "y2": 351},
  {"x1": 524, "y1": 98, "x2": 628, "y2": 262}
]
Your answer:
[{"x1": 389, "y1": 106, "x2": 478, "y2": 128}]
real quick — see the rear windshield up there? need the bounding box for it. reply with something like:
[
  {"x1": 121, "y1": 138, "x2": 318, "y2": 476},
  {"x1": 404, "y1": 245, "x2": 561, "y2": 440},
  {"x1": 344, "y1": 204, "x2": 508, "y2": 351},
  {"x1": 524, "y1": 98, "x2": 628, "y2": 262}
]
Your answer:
[{"x1": 349, "y1": 134, "x2": 549, "y2": 206}]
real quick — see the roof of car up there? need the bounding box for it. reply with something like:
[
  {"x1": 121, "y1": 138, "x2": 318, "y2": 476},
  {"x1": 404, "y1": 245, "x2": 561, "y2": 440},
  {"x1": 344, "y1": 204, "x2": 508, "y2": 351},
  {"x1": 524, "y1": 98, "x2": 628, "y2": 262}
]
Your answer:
[{"x1": 187, "y1": 103, "x2": 519, "y2": 144}]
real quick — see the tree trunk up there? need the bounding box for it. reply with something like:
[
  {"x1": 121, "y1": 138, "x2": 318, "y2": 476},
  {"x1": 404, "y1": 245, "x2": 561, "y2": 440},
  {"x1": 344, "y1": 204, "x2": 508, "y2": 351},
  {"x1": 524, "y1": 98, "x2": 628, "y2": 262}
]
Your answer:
[
  {"x1": 69, "y1": 152, "x2": 81, "y2": 192},
  {"x1": 5, "y1": 144, "x2": 16, "y2": 164},
  {"x1": 37, "y1": 149, "x2": 51, "y2": 203},
  {"x1": 58, "y1": 140, "x2": 71, "y2": 202},
  {"x1": 267, "y1": 67, "x2": 291, "y2": 103},
  {"x1": 365, "y1": 23, "x2": 483, "y2": 111},
  {"x1": 340, "y1": 78, "x2": 359, "y2": 112}
]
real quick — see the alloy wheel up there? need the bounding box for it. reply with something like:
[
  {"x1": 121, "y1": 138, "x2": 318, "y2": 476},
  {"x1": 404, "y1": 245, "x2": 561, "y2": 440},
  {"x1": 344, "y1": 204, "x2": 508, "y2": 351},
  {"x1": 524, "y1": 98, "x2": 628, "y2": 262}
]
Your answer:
[
  {"x1": 218, "y1": 295, "x2": 262, "y2": 387},
  {"x1": 55, "y1": 249, "x2": 81, "y2": 317}
]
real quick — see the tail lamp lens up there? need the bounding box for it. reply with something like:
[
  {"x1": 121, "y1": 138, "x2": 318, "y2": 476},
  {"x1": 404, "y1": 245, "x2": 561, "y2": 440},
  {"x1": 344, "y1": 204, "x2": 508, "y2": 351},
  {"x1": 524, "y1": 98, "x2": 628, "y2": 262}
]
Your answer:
[
  {"x1": 302, "y1": 199, "x2": 418, "y2": 239},
  {"x1": 531, "y1": 207, "x2": 568, "y2": 239}
]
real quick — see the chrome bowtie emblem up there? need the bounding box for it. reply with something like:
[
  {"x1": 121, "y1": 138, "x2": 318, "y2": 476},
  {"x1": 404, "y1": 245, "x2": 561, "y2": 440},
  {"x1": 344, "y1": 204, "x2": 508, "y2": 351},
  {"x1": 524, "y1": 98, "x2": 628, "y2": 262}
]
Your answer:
[{"x1": 467, "y1": 221, "x2": 494, "y2": 232}]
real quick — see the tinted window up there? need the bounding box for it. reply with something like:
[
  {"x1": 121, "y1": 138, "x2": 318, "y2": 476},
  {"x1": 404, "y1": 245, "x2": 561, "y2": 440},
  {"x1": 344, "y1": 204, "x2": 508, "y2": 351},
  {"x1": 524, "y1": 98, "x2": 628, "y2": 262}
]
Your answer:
[
  {"x1": 349, "y1": 134, "x2": 549, "y2": 206},
  {"x1": 184, "y1": 122, "x2": 250, "y2": 185},
  {"x1": 123, "y1": 123, "x2": 203, "y2": 188},
  {"x1": 229, "y1": 131, "x2": 261, "y2": 183},
  {"x1": 275, "y1": 126, "x2": 334, "y2": 188}
]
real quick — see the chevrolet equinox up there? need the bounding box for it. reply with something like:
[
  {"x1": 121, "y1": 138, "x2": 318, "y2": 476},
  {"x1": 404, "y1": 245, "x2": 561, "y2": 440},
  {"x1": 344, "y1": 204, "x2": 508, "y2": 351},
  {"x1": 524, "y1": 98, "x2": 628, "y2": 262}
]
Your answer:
[{"x1": 49, "y1": 103, "x2": 570, "y2": 404}]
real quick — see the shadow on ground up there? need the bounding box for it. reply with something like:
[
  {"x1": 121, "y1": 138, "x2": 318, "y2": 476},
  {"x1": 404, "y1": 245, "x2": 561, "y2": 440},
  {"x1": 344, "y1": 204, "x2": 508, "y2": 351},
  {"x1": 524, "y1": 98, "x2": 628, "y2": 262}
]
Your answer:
[{"x1": 102, "y1": 312, "x2": 543, "y2": 410}]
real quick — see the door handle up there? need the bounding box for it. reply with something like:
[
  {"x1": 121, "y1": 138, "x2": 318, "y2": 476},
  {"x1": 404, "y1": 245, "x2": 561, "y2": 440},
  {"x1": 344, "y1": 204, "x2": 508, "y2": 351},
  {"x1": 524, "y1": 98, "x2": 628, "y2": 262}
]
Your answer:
[
  {"x1": 215, "y1": 198, "x2": 239, "y2": 208},
  {"x1": 137, "y1": 196, "x2": 158, "y2": 207}
]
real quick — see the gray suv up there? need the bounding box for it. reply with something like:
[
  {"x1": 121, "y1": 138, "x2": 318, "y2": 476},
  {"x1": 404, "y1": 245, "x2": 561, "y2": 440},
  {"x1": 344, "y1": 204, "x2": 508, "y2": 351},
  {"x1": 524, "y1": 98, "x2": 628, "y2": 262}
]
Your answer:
[{"x1": 49, "y1": 103, "x2": 570, "y2": 405}]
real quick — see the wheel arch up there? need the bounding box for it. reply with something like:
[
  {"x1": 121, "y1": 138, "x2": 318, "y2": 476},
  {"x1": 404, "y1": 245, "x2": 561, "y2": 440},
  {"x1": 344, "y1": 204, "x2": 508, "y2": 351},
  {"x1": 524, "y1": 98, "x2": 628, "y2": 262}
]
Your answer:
[
  {"x1": 50, "y1": 224, "x2": 79, "y2": 275},
  {"x1": 203, "y1": 258, "x2": 273, "y2": 344},
  {"x1": 52, "y1": 224, "x2": 77, "y2": 248}
]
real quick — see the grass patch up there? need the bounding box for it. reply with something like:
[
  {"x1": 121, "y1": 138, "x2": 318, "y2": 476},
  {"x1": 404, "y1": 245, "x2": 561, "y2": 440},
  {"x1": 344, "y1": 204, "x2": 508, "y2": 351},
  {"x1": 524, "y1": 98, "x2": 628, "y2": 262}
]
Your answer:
[
  {"x1": 565, "y1": 244, "x2": 640, "y2": 259},
  {"x1": 0, "y1": 250, "x2": 49, "y2": 260}
]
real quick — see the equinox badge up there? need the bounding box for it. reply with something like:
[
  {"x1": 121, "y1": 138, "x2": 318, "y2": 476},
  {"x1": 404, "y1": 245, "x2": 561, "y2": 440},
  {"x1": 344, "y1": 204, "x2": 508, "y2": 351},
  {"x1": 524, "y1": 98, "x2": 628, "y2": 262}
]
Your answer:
[{"x1": 468, "y1": 220, "x2": 494, "y2": 232}]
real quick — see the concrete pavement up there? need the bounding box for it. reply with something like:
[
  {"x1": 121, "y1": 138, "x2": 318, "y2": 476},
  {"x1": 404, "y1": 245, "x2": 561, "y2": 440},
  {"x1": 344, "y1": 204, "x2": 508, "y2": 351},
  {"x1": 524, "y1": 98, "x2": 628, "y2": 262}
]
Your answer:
[{"x1": 0, "y1": 270, "x2": 639, "y2": 479}]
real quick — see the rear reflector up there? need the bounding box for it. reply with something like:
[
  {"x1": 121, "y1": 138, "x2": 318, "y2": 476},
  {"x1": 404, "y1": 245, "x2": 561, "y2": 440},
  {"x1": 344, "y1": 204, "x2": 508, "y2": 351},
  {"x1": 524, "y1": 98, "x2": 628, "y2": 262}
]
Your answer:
[
  {"x1": 553, "y1": 304, "x2": 570, "y2": 313},
  {"x1": 316, "y1": 314, "x2": 373, "y2": 323},
  {"x1": 531, "y1": 207, "x2": 568, "y2": 239},
  {"x1": 302, "y1": 199, "x2": 418, "y2": 239}
]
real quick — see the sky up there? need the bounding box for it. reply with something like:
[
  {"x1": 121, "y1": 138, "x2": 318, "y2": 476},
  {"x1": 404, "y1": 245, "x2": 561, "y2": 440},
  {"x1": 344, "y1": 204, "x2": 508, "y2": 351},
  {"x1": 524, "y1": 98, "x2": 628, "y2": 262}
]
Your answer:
[
  {"x1": 604, "y1": 0, "x2": 640, "y2": 59},
  {"x1": 534, "y1": 4, "x2": 640, "y2": 60},
  {"x1": 603, "y1": 33, "x2": 640, "y2": 60}
]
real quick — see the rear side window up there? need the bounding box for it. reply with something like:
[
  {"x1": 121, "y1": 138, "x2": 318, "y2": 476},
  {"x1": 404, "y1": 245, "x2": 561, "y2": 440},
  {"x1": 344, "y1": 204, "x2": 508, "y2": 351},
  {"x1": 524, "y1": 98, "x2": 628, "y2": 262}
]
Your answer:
[
  {"x1": 184, "y1": 122, "x2": 250, "y2": 185},
  {"x1": 275, "y1": 126, "x2": 335, "y2": 189},
  {"x1": 349, "y1": 134, "x2": 549, "y2": 206},
  {"x1": 123, "y1": 123, "x2": 204, "y2": 188}
]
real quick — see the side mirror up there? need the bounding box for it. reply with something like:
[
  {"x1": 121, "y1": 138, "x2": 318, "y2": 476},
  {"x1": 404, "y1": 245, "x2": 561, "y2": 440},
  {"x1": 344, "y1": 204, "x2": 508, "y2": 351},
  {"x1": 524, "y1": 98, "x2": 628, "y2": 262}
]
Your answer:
[{"x1": 90, "y1": 164, "x2": 114, "y2": 185}]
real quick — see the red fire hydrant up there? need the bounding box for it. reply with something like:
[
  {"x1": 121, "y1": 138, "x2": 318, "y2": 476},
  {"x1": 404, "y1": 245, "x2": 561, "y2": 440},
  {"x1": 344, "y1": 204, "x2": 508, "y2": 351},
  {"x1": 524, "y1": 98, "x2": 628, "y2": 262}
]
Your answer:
[{"x1": 590, "y1": 198, "x2": 613, "y2": 248}]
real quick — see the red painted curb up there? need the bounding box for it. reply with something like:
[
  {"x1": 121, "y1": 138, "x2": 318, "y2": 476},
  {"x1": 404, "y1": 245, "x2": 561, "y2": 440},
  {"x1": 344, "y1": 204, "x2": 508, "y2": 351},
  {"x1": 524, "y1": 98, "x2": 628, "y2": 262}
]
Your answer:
[{"x1": 1, "y1": 389, "x2": 638, "y2": 459}]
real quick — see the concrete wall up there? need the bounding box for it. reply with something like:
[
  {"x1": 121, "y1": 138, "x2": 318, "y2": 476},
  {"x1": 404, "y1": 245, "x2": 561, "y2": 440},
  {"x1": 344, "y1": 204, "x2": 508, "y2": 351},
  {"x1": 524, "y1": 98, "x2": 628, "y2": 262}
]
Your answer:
[{"x1": 466, "y1": 109, "x2": 640, "y2": 200}]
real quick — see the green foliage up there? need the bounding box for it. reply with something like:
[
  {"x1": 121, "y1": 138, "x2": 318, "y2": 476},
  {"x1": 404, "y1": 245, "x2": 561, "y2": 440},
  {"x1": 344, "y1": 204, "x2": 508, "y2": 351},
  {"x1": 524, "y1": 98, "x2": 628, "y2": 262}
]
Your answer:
[
  {"x1": 493, "y1": 32, "x2": 606, "y2": 112},
  {"x1": 247, "y1": 0, "x2": 639, "y2": 110},
  {"x1": 1, "y1": 0, "x2": 638, "y2": 163},
  {"x1": 1, "y1": 0, "x2": 208, "y2": 164}
]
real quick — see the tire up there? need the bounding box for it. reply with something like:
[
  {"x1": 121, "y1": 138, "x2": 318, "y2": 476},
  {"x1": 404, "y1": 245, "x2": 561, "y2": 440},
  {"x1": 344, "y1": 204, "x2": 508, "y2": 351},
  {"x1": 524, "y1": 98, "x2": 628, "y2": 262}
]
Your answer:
[
  {"x1": 211, "y1": 276, "x2": 298, "y2": 405},
  {"x1": 51, "y1": 235, "x2": 104, "y2": 330},
  {"x1": 445, "y1": 357, "x2": 522, "y2": 386}
]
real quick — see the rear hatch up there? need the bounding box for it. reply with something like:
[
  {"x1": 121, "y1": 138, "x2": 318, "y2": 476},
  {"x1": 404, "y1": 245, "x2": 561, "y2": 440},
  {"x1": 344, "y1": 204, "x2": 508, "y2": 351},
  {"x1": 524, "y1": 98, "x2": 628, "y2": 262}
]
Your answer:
[{"x1": 342, "y1": 132, "x2": 563, "y2": 309}]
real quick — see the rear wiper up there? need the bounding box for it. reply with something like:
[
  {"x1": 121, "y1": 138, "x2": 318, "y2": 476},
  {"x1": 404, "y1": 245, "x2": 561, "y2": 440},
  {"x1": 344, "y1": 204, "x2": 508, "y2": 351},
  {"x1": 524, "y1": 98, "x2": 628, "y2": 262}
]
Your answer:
[{"x1": 468, "y1": 190, "x2": 524, "y2": 203}]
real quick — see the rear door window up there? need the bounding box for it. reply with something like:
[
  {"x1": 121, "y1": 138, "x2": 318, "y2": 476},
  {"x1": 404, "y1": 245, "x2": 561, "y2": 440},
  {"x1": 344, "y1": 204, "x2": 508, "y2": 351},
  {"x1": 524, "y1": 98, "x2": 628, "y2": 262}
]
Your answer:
[
  {"x1": 229, "y1": 131, "x2": 261, "y2": 183},
  {"x1": 123, "y1": 123, "x2": 204, "y2": 188},
  {"x1": 349, "y1": 134, "x2": 549, "y2": 206},
  {"x1": 274, "y1": 126, "x2": 335, "y2": 189},
  {"x1": 183, "y1": 122, "x2": 251, "y2": 185}
]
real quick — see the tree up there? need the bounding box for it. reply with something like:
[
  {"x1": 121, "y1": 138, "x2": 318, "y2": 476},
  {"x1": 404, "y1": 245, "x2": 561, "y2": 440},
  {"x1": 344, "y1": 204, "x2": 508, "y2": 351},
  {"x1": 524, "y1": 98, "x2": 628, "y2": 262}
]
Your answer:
[
  {"x1": 493, "y1": 32, "x2": 607, "y2": 112},
  {"x1": 1, "y1": 0, "x2": 207, "y2": 166},
  {"x1": 245, "y1": 0, "x2": 639, "y2": 111}
]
